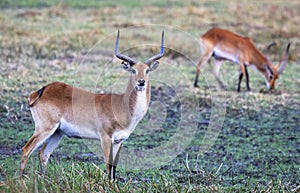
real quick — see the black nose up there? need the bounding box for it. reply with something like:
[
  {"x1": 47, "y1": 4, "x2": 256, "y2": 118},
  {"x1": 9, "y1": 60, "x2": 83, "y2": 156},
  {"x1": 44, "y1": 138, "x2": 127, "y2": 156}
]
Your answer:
[{"x1": 138, "y1": 79, "x2": 145, "y2": 86}]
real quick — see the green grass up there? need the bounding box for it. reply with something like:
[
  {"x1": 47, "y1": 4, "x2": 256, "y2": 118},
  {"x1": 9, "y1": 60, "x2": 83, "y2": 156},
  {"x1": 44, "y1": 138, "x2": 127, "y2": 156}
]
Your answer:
[{"x1": 1, "y1": 1, "x2": 300, "y2": 192}]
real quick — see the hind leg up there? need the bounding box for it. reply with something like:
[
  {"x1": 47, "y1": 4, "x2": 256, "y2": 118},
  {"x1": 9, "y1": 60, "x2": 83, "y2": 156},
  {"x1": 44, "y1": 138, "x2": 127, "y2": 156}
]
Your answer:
[
  {"x1": 19, "y1": 123, "x2": 59, "y2": 176},
  {"x1": 213, "y1": 58, "x2": 226, "y2": 89},
  {"x1": 194, "y1": 51, "x2": 213, "y2": 87},
  {"x1": 39, "y1": 130, "x2": 64, "y2": 174}
]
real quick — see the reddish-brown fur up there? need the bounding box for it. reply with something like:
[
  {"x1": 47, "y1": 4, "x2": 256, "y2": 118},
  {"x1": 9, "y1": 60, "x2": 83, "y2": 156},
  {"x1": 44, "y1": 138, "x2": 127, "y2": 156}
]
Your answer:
[
  {"x1": 194, "y1": 28, "x2": 291, "y2": 91},
  {"x1": 19, "y1": 31, "x2": 164, "y2": 180}
]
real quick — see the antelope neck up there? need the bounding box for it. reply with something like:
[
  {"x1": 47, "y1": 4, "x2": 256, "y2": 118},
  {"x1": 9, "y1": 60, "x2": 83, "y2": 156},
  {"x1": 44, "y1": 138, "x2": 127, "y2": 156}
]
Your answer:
[
  {"x1": 123, "y1": 79, "x2": 150, "y2": 119},
  {"x1": 112, "y1": 80, "x2": 150, "y2": 144}
]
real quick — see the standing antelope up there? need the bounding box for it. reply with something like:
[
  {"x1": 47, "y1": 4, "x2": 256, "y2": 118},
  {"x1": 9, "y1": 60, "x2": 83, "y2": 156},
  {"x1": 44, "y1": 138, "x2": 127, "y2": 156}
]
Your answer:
[
  {"x1": 19, "y1": 30, "x2": 164, "y2": 180},
  {"x1": 193, "y1": 27, "x2": 291, "y2": 91}
]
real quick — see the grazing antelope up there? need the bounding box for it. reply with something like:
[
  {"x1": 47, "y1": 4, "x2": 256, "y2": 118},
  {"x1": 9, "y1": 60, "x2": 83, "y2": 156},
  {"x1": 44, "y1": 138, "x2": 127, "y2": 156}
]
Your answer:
[
  {"x1": 19, "y1": 30, "x2": 164, "y2": 180},
  {"x1": 193, "y1": 27, "x2": 291, "y2": 91}
]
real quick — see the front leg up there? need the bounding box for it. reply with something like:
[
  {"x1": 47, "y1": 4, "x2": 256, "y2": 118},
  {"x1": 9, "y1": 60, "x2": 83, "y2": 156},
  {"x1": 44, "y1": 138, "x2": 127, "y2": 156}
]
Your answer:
[
  {"x1": 106, "y1": 163, "x2": 113, "y2": 179},
  {"x1": 237, "y1": 62, "x2": 251, "y2": 92},
  {"x1": 111, "y1": 143, "x2": 122, "y2": 180},
  {"x1": 244, "y1": 64, "x2": 250, "y2": 91},
  {"x1": 101, "y1": 134, "x2": 123, "y2": 180},
  {"x1": 101, "y1": 135, "x2": 113, "y2": 179},
  {"x1": 237, "y1": 71, "x2": 243, "y2": 92}
]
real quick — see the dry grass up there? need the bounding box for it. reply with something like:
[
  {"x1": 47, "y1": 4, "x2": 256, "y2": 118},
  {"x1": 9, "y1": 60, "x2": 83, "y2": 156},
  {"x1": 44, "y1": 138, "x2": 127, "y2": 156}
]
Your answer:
[{"x1": 0, "y1": 1, "x2": 299, "y2": 192}]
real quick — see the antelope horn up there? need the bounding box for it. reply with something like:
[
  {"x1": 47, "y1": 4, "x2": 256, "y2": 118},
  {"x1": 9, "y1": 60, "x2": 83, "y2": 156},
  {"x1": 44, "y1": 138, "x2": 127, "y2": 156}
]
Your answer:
[
  {"x1": 114, "y1": 30, "x2": 137, "y2": 65},
  {"x1": 263, "y1": 42, "x2": 276, "y2": 59},
  {"x1": 277, "y1": 43, "x2": 291, "y2": 74},
  {"x1": 144, "y1": 31, "x2": 165, "y2": 65}
]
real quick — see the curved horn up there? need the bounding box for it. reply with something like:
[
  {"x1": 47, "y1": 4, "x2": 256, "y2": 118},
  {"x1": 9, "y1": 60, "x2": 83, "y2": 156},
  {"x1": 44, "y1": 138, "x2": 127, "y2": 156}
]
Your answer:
[
  {"x1": 114, "y1": 30, "x2": 136, "y2": 65},
  {"x1": 144, "y1": 31, "x2": 165, "y2": 65},
  {"x1": 263, "y1": 42, "x2": 276, "y2": 58},
  {"x1": 277, "y1": 43, "x2": 291, "y2": 74}
]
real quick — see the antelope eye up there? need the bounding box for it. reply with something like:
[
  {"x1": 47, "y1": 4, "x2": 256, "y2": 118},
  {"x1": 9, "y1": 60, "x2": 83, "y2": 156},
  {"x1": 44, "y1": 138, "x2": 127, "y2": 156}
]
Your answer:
[
  {"x1": 131, "y1": 69, "x2": 136, "y2": 74},
  {"x1": 146, "y1": 68, "x2": 150, "y2": 74},
  {"x1": 269, "y1": 75, "x2": 273, "y2": 80}
]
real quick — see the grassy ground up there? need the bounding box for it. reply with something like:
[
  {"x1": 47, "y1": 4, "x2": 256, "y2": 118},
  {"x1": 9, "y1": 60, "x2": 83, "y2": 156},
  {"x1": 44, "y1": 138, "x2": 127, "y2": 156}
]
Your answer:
[{"x1": 0, "y1": 0, "x2": 300, "y2": 192}]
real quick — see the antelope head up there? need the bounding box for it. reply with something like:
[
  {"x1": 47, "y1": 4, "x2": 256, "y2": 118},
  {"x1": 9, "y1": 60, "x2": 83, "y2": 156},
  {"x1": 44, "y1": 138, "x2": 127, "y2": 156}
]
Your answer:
[
  {"x1": 114, "y1": 30, "x2": 164, "y2": 91},
  {"x1": 264, "y1": 43, "x2": 291, "y2": 89}
]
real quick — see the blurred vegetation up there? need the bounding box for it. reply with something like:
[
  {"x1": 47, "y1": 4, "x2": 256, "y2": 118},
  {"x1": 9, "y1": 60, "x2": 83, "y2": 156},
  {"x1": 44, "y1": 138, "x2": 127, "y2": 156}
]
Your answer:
[{"x1": 0, "y1": 0, "x2": 184, "y2": 9}]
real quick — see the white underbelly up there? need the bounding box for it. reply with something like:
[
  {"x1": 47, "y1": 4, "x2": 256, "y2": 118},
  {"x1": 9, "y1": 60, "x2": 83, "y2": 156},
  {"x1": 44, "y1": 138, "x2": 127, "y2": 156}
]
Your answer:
[
  {"x1": 214, "y1": 48, "x2": 239, "y2": 64},
  {"x1": 59, "y1": 118, "x2": 101, "y2": 139}
]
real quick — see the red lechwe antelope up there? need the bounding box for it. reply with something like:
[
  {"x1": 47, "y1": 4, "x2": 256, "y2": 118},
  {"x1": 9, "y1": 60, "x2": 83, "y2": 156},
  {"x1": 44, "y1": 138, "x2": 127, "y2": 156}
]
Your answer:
[
  {"x1": 19, "y1": 30, "x2": 164, "y2": 180},
  {"x1": 193, "y1": 27, "x2": 291, "y2": 92}
]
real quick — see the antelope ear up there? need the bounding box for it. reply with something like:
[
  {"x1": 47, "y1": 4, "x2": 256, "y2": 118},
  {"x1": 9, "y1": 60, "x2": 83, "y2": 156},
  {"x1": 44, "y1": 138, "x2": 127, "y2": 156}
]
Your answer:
[
  {"x1": 148, "y1": 61, "x2": 159, "y2": 72},
  {"x1": 122, "y1": 61, "x2": 132, "y2": 71},
  {"x1": 264, "y1": 64, "x2": 274, "y2": 76}
]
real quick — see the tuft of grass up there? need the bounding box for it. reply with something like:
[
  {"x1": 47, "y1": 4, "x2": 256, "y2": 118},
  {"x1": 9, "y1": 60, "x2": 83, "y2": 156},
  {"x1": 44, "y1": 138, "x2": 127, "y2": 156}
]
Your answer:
[{"x1": 1, "y1": 162, "x2": 297, "y2": 192}]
